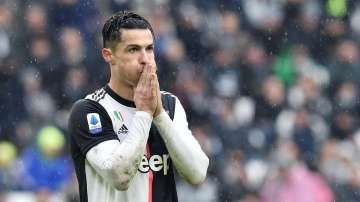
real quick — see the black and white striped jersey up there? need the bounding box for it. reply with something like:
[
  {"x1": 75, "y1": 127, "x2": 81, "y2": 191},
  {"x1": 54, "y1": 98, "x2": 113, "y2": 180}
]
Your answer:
[{"x1": 68, "y1": 85, "x2": 180, "y2": 202}]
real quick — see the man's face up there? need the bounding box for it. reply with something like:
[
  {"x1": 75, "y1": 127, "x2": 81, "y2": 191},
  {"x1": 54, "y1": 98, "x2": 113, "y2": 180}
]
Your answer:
[{"x1": 106, "y1": 29, "x2": 155, "y2": 87}]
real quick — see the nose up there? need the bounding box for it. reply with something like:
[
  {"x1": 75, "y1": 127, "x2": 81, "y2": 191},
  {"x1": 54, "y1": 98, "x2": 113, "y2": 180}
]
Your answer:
[{"x1": 139, "y1": 50, "x2": 150, "y2": 65}]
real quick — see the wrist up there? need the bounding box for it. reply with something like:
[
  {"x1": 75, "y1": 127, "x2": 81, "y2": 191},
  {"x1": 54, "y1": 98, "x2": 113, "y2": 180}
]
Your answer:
[
  {"x1": 154, "y1": 109, "x2": 168, "y2": 121},
  {"x1": 153, "y1": 110, "x2": 171, "y2": 129},
  {"x1": 154, "y1": 107, "x2": 164, "y2": 118}
]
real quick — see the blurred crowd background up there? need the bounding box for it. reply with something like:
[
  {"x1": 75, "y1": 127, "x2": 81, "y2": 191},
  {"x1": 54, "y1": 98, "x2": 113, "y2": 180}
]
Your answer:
[{"x1": 1, "y1": 0, "x2": 360, "y2": 201}]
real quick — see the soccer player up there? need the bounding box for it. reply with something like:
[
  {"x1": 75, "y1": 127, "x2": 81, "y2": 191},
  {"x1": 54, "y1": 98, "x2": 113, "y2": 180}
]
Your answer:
[{"x1": 68, "y1": 11, "x2": 209, "y2": 202}]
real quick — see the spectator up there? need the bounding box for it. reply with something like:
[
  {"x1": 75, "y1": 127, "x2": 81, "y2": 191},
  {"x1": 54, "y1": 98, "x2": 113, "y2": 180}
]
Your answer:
[
  {"x1": 18, "y1": 126, "x2": 72, "y2": 192},
  {"x1": 261, "y1": 141, "x2": 334, "y2": 202},
  {"x1": 0, "y1": 141, "x2": 19, "y2": 190}
]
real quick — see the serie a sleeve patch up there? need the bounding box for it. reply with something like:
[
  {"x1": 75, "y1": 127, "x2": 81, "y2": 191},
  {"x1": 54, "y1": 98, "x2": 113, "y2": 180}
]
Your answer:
[{"x1": 87, "y1": 113, "x2": 102, "y2": 134}]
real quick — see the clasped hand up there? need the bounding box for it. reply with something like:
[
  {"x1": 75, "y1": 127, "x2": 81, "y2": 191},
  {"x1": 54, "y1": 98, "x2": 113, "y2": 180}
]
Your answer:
[{"x1": 133, "y1": 65, "x2": 163, "y2": 117}]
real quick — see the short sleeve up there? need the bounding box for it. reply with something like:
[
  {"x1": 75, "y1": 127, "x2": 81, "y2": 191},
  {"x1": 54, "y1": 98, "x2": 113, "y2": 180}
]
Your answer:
[{"x1": 68, "y1": 99, "x2": 119, "y2": 156}]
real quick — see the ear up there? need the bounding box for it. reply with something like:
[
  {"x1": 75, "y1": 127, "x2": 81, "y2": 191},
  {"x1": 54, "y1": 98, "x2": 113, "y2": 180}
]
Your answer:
[{"x1": 102, "y1": 48, "x2": 113, "y2": 63}]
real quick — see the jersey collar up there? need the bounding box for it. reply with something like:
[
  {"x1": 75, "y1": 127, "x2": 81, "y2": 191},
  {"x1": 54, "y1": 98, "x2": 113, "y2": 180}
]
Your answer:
[{"x1": 104, "y1": 85, "x2": 136, "y2": 108}]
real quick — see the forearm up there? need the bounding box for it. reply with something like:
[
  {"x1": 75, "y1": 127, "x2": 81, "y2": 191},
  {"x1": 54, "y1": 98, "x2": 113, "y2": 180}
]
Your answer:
[
  {"x1": 153, "y1": 111, "x2": 209, "y2": 185},
  {"x1": 86, "y1": 111, "x2": 152, "y2": 190}
]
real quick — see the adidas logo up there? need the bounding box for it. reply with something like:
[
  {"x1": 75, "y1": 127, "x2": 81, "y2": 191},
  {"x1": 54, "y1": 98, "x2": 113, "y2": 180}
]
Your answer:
[{"x1": 117, "y1": 124, "x2": 129, "y2": 135}]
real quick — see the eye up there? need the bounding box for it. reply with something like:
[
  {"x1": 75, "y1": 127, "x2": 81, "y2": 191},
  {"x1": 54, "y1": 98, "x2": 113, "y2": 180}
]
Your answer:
[
  {"x1": 146, "y1": 46, "x2": 154, "y2": 52},
  {"x1": 128, "y1": 47, "x2": 139, "y2": 53}
]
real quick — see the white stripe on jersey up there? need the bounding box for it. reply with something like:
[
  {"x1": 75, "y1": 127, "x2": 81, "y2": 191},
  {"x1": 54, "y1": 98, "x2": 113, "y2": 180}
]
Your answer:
[{"x1": 85, "y1": 92, "x2": 152, "y2": 202}]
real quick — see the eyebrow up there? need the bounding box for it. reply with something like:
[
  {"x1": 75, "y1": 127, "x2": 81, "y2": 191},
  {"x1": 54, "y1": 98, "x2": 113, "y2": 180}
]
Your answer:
[{"x1": 125, "y1": 43, "x2": 153, "y2": 49}]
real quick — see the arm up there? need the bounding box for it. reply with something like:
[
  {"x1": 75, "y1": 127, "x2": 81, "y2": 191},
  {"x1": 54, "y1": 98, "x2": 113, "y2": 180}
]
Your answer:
[
  {"x1": 153, "y1": 97, "x2": 209, "y2": 185},
  {"x1": 86, "y1": 111, "x2": 152, "y2": 190}
]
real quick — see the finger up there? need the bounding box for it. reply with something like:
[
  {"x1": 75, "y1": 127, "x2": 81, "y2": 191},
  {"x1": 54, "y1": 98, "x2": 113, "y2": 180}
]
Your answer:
[
  {"x1": 151, "y1": 64, "x2": 156, "y2": 75},
  {"x1": 137, "y1": 66, "x2": 147, "y2": 88},
  {"x1": 137, "y1": 65, "x2": 149, "y2": 91},
  {"x1": 153, "y1": 74, "x2": 160, "y2": 101},
  {"x1": 146, "y1": 64, "x2": 155, "y2": 86},
  {"x1": 155, "y1": 73, "x2": 159, "y2": 86},
  {"x1": 154, "y1": 74, "x2": 160, "y2": 92},
  {"x1": 143, "y1": 65, "x2": 152, "y2": 89},
  {"x1": 151, "y1": 73, "x2": 157, "y2": 98},
  {"x1": 156, "y1": 75, "x2": 161, "y2": 100}
]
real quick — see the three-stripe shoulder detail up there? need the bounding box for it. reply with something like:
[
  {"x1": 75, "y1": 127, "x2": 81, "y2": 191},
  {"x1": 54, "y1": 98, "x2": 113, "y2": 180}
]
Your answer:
[{"x1": 86, "y1": 87, "x2": 107, "y2": 102}]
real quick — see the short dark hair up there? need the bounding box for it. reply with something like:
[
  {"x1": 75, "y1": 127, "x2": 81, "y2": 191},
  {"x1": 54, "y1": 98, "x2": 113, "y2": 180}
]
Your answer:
[{"x1": 102, "y1": 11, "x2": 154, "y2": 50}]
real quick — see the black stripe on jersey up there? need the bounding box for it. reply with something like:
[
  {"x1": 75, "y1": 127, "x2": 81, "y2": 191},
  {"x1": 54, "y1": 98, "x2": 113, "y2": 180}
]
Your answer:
[
  {"x1": 104, "y1": 85, "x2": 136, "y2": 108},
  {"x1": 148, "y1": 125, "x2": 178, "y2": 202},
  {"x1": 161, "y1": 92, "x2": 176, "y2": 120},
  {"x1": 149, "y1": 93, "x2": 178, "y2": 202}
]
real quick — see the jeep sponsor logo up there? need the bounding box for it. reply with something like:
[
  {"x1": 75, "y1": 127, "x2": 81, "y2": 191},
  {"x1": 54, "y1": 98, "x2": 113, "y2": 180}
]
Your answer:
[{"x1": 138, "y1": 154, "x2": 170, "y2": 175}]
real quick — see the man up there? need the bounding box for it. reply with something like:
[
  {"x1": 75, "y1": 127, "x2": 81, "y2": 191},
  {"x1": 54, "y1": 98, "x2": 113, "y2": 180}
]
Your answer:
[{"x1": 68, "y1": 11, "x2": 209, "y2": 202}]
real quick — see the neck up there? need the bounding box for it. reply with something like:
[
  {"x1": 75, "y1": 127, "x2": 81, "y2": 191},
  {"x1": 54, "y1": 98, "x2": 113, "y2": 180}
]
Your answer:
[{"x1": 108, "y1": 79, "x2": 134, "y2": 101}]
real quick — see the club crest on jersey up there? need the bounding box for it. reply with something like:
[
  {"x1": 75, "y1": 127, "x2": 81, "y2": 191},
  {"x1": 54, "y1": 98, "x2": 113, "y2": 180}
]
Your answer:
[{"x1": 87, "y1": 113, "x2": 102, "y2": 134}]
